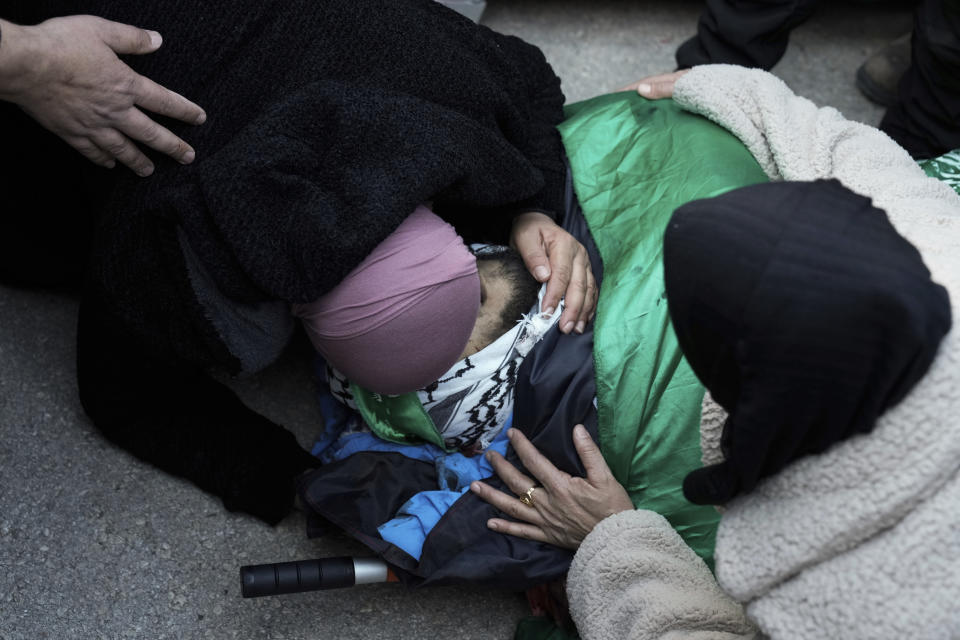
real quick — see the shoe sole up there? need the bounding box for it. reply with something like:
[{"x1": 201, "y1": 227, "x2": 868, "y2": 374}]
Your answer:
[{"x1": 855, "y1": 65, "x2": 899, "y2": 108}]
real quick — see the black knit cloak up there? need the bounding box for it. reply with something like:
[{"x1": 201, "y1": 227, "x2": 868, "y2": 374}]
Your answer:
[
  {"x1": 12, "y1": 0, "x2": 568, "y2": 372},
  {"x1": 4, "y1": 0, "x2": 569, "y2": 523}
]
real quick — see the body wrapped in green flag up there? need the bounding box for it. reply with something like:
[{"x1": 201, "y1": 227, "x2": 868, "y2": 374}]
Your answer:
[
  {"x1": 558, "y1": 92, "x2": 768, "y2": 567},
  {"x1": 299, "y1": 92, "x2": 771, "y2": 586}
]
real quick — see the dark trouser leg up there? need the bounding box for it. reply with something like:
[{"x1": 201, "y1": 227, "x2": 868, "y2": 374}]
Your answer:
[
  {"x1": 76, "y1": 290, "x2": 319, "y2": 525},
  {"x1": 676, "y1": 0, "x2": 820, "y2": 70},
  {"x1": 880, "y1": 0, "x2": 960, "y2": 158}
]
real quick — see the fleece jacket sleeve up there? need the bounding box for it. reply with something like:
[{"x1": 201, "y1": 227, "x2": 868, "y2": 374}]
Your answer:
[
  {"x1": 672, "y1": 65, "x2": 960, "y2": 639},
  {"x1": 672, "y1": 65, "x2": 960, "y2": 287},
  {"x1": 566, "y1": 509, "x2": 758, "y2": 640}
]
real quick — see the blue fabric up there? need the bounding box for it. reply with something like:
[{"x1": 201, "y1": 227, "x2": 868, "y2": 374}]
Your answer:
[
  {"x1": 377, "y1": 491, "x2": 465, "y2": 559},
  {"x1": 311, "y1": 365, "x2": 511, "y2": 560},
  {"x1": 316, "y1": 429, "x2": 444, "y2": 465},
  {"x1": 377, "y1": 422, "x2": 511, "y2": 559}
]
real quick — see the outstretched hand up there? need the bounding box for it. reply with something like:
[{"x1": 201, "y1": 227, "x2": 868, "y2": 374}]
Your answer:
[
  {"x1": 471, "y1": 425, "x2": 634, "y2": 549},
  {"x1": 619, "y1": 70, "x2": 690, "y2": 100},
  {"x1": 511, "y1": 212, "x2": 597, "y2": 334},
  {"x1": 0, "y1": 16, "x2": 206, "y2": 176}
]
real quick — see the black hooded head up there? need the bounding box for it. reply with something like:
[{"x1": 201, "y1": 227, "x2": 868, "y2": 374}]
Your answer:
[{"x1": 664, "y1": 179, "x2": 952, "y2": 505}]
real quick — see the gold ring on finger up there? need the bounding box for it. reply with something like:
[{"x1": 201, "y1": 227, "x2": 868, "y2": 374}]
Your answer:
[{"x1": 519, "y1": 486, "x2": 538, "y2": 508}]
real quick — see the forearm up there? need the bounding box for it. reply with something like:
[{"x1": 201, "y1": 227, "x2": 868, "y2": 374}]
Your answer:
[{"x1": 567, "y1": 510, "x2": 757, "y2": 640}]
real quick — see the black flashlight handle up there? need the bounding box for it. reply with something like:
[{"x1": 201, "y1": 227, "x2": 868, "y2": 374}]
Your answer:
[
  {"x1": 240, "y1": 557, "x2": 391, "y2": 598},
  {"x1": 240, "y1": 557, "x2": 354, "y2": 597}
]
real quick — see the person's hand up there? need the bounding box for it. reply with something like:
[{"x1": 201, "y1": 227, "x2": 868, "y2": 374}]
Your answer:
[
  {"x1": 619, "y1": 70, "x2": 690, "y2": 100},
  {"x1": 510, "y1": 212, "x2": 598, "y2": 334},
  {"x1": 0, "y1": 16, "x2": 205, "y2": 176},
  {"x1": 470, "y1": 425, "x2": 634, "y2": 549}
]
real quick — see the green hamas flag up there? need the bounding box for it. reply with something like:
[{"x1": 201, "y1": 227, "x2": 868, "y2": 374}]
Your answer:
[
  {"x1": 350, "y1": 384, "x2": 449, "y2": 451},
  {"x1": 558, "y1": 92, "x2": 768, "y2": 568},
  {"x1": 920, "y1": 148, "x2": 960, "y2": 196}
]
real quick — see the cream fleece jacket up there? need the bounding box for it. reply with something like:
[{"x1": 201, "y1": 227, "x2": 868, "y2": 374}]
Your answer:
[
  {"x1": 567, "y1": 510, "x2": 758, "y2": 640},
  {"x1": 566, "y1": 65, "x2": 960, "y2": 640}
]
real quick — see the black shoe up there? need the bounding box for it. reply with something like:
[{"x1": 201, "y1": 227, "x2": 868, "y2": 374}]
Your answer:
[{"x1": 856, "y1": 33, "x2": 911, "y2": 107}]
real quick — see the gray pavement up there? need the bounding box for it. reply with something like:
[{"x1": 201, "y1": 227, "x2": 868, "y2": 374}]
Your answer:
[{"x1": 0, "y1": 2, "x2": 912, "y2": 638}]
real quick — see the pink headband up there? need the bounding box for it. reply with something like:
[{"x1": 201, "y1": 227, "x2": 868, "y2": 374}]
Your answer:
[{"x1": 293, "y1": 206, "x2": 480, "y2": 394}]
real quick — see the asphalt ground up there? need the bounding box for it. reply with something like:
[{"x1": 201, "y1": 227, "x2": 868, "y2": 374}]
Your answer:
[{"x1": 0, "y1": 1, "x2": 913, "y2": 638}]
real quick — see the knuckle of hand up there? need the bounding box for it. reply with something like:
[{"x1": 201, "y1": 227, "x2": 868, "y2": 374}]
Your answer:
[
  {"x1": 155, "y1": 95, "x2": 174, "y2": 114},
  {"x1": 140, "y1": 126, "x2": 161, "y2": 143},
  {"x1": 105, "y1": 140, "x2": 128, "y2": 156},
  {"x1": 121, "y1": 74, "x2": 139, "y2": 94},
  {"x1": 72, "y1": 139, "x2": 96, "y2": 154},
  {"x1": 567, "y1": 477, "x2": 587, "y2": 493},
  {"x1": 523, "y1": 250, "x2": 545, "y2": 263}
]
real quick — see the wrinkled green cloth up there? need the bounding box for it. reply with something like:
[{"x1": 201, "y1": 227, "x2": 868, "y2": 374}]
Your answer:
[
  {"x1": 351, "y1": 384, "x2": 449, "y2": 450},
  {"x1": 920, "y1": 148, "x2": 960, "y2": 195},
  {"x1": 558, "y1": 92, "x2": 768, "y2": 567}
]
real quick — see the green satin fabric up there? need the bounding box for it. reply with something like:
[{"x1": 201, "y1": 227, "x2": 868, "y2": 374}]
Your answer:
[
  {"x1": 558, "y1": 92, "x2": 768, "y2": 567},
  {"x1": 350, "y1": 384, "x2": 449, "y2": 450}
]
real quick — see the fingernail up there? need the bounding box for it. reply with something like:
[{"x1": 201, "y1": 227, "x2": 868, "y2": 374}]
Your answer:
[
  {"x1": 105, "y1": 160, "x2": 116, "y2": 169},
  {"x1": 485, "y1": 451, "x2": 494, "y2": 461},
  {"x1": 138, "y1": 165, "x2": 154, "y2": 177},
  {"x1": 488, "y1": 520, "x2": 499, "y2": 531},
  {"x1": 562, "y1": 321, "x2": 575, "y2": 333},
  {"x1": 575, "y1": 321, "x2": 586, "y2": 334},
  {"x1": 181, "y1": 149, "x2": 196, "y2": 164},
  {"x1": 470, "y1": 481, "x2": 480, "y2": 493},
  {"x1": 148, "y1": 30, "x2": 162, "y2": 48},
  {"x1": 637, "y1": 83, "x2": 652, "y2": 95},
  {"x1": 574, "y1": 424, "x2": 588, "y2": 439},
  {"x1": 534, "y1": 266, "x2": 550, "y2": 281},
  {"x1": 542, "y1": 306, "x2": 555, "y2": 317},
  {"x1": 506, "y1": 428, "x2": 516, "y2": 439},
  {"x1": 195, "y1": 112, "x2": 207, "y2": 125}
]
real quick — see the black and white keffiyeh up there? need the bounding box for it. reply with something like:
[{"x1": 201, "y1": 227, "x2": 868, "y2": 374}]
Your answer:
[{"x1": 327, "y1": 283, "x2": 560, "y2": 452}]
